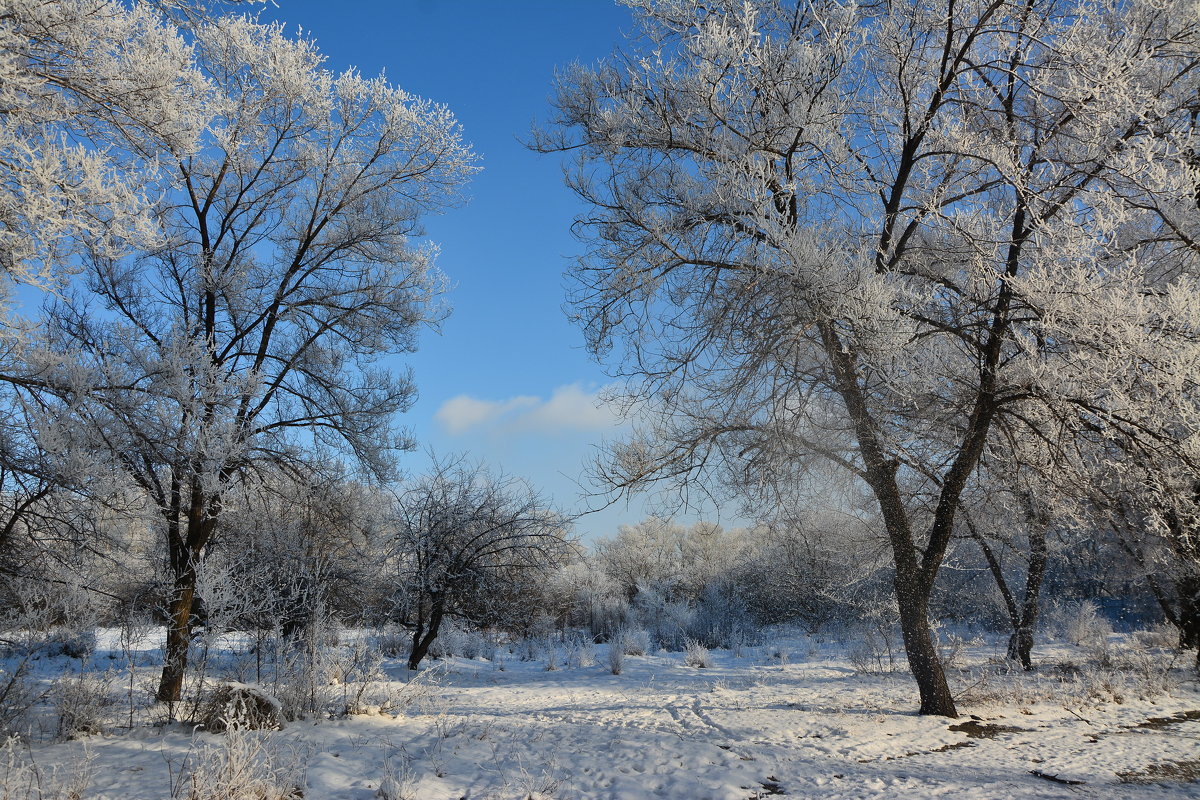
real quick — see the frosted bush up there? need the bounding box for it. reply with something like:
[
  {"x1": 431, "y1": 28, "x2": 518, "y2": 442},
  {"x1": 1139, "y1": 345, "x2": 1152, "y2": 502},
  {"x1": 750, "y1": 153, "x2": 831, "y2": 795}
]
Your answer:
[
  {"x1": 1044, "y1": 600, "x2": 1113, "y2": 647},
  {"x1": 389, "y1": 663, "x2": 449, "y2": 716},
  {"x1": 173, "y1": 714, "x2": 305, "y2": 800},
  {"x1": 376, "y1": 756, "x2": 414, "y2": 800},
  {"x1": 607, "y1": 641, "x2": 625, "y2": 675},
  {"x1": 619, "y1": 628, "x2": 651, "y2": 657},
  {"x1": 199, "y1": 684, "x2": 284, "y2": 733},
  {"x1": 0, "y1": 659, "x2": 41, "y2": 737},
  {"x1": 54, "y1": 671, "x2": 113, "y2": 739},
  {"x1": 270, "y1": 626, "x2": 336, "y2": 722},
  {"x1": 729, "y1": 627, "x2": 751, "y2": 658},
  {"x1": 690, "y1": 583, "x2": 752, "y2": 649},
  {"x1": 564, "y1": 634, "x2": 596, "y2": 669},
  {"x1": 765, "y1": 644, "x2": 790, "y2": 665},
  {"x1": 515, "y1": 637, "x2": 541, "y2": 662},
  {"x1": 330, "y1": 638, "x2": 388, "y2": 717},
  {"x1": 631, "y1": 586, "x2": 692, "y2": 651},
  {"x1": 374, "y1": 628, "x2": 409, "y2": 659},
  {"x1": 847, "y1": 626, "x2": 897, "y2": 674},
  {"x1": 683, "y1": 639, "x2": 712, "y2": 668},
  {"x1": 429, "y1": 624, "x2": 495, "y2": 661},
  {"x1": 586, "y1": 595, "x2": 631, "y2": 644},
  {"x1": 41, "y1": 628, "x2": 96, "y2": 661}
]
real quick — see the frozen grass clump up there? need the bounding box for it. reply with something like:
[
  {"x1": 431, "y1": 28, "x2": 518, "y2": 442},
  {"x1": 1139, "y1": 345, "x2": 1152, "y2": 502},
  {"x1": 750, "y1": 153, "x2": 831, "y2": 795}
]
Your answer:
[
  {"x1": 54, "y1": 671, "x2": 113, "y2": 739},
  {"x1": 955, "y1": 634, "x2": 1181, "y2": 708},
  {"x1": 607, "y1": 640, "x2": 625, "y2": 675},
  {"x1": 0, "y1": 735, "x2": 92, "y2": 800},
  {"x1": 1133, "y1": 622, "x2": 1179, "y2": 649},
  {"x1": 1044, "y1": 600, "x2": 1112, "y2": 647},
  {"x1": 683, "y1": 639, "x2": 712, "y2": 668},
  {"x1": 173, "y1": 714, "x2": 305, "y2": 800}
]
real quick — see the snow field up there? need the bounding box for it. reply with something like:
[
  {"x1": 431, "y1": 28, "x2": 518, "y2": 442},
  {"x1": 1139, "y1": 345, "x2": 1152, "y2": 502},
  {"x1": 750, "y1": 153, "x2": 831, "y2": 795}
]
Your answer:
[{"x1": 2, "y1": 631, "x2": 1197, "y2": 799}]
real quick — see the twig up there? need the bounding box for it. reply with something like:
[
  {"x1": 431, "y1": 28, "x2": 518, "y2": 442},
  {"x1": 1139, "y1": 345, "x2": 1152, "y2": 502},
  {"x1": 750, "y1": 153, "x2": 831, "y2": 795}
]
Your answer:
[
  {"x1": 1030, "y1": 769, "x2": 1085, "y2": 786},
  {"x1": 1063, "y1": 706, "x2": 1093, "y2": 725}
]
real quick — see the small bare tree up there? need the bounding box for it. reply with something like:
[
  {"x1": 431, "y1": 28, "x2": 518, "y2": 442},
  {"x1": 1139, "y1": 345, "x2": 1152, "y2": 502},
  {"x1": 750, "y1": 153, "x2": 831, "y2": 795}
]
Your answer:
[{"x1": 391, "y1": 457, "x2": 573, "y2": 670}]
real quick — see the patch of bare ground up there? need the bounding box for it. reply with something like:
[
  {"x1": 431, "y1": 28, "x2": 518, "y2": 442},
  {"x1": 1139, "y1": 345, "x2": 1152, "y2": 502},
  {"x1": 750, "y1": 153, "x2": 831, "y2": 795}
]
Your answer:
[
  {"x1": 1118, "y1": 759, "x2": 1200, "y2": 784},
  {"x1": 1128, "y1": 709, "x2": 1200, "y2": 731},
  {"x1": 948, "y1": 719, "x2": 1032, "y2": 739}
]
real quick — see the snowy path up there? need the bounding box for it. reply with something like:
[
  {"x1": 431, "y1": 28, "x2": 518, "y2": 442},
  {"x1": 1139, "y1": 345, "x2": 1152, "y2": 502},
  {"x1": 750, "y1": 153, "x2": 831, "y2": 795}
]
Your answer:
[{"x1": 17, "y1": 642, "x2": 1200, "y2": 799}]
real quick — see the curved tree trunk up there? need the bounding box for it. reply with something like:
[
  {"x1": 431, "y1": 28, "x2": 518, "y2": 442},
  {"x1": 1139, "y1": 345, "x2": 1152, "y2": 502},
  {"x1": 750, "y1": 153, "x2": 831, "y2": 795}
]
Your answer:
[
  {"x1": 821, "y1": 320, "x2": 962, "y2": 718},
  {"x1": 895, "y1": 574, "x2": 957, "y2": 715},
  {"x1": 408, "y1": 600, "x2": 445, "y2": 671}
]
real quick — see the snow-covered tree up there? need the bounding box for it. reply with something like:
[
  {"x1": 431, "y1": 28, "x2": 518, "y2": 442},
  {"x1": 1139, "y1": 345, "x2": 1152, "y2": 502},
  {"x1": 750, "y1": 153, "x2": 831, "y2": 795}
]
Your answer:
[
  {"x1": 0, "y1": 1, "x2": 266, "y2": 285},
  {"x1": 204, "y1": 469, "x2": 377, "y2": 633},
  {"x1": 1079, "y1": 442, "x2": 1200, "y2": 669},
  {"x1": 21, "y1": 16, "x2": 475, "y2": 701},
  {"x1": 594, "y1": 516, "x2": 746, "y2": 605},
  {"x1": 960, "y1": 464, "x2": 1057, "y2": 670},
  {"x1": 391, "y1": 457, "x2": 572, "y2": 670},
  {"x1": 539, "y1": 0, "x2": 1200, "y2": 716},
  {"x1": 594, "y1": 516, "x2": 689, "y2": 601}
]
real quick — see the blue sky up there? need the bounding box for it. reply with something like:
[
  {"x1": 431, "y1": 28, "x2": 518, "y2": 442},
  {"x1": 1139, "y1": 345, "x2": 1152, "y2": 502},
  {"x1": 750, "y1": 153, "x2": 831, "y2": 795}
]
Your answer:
[{"x1": 258, "y1": 1, "x2": 709, "y2": 539}]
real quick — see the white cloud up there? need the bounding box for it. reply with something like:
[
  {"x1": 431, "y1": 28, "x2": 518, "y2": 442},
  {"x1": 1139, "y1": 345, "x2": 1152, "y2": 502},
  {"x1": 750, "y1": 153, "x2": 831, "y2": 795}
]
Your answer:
[
  {"x1": 435, "y1": 394, "x2": 539, "y2": 435},
  {"x1": 435, "y1": 383, "x2": 623, "y2": 436}
]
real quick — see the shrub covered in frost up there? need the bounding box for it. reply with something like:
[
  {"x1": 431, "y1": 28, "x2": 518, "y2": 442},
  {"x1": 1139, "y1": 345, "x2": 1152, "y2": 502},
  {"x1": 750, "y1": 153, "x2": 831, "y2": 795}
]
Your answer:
[{"x1": 683, "y1": 638, "x2": 712, "y2": 668}]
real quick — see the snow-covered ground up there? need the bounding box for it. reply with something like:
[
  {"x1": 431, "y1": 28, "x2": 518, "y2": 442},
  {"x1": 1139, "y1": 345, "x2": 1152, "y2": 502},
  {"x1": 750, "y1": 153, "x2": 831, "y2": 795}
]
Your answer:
[{"x1": 5, "y1": 631, "x2": 1198, "y2": 799}]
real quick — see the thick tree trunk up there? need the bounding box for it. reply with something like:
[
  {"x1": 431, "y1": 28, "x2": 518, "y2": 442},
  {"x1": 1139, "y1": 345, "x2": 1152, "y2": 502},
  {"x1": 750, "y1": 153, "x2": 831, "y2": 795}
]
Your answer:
[
  {"x1": 1177, "y1": 573, "x2": 1200, "y2": 671},
  {"x1": 408, "y1": 603, "x2": 444, "y2": 671},
  {"x1": 157, "y1": 577, "x2": 195, "y2": 702},
  {"x1": 156, "y1": 488, "x2": 219, "y2": 703},
  {"x1": 1160, "y1": 485, "x2": 1200, "y2": 672},
  {"x1": 157, "y1": 495, "x2": 191, "y2": 703},
  {"x1": 894, "y1": 570, "x2": 958, "y2": 717}
]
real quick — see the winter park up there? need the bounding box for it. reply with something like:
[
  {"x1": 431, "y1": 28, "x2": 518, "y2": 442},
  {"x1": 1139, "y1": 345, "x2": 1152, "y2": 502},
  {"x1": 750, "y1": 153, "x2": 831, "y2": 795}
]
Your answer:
[{"x1": 2, "y1": 0, "x2": 1200, "y2": 797}]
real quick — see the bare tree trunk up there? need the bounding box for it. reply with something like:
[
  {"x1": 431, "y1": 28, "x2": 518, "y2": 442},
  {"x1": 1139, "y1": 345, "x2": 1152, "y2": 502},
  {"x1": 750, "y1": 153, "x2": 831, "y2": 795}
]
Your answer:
[
  {"x1": 971, "y1": 517, "x2": 1050, "y2": 671},
  {"x1": 821, "y1": 321, "x2": 961, "y2": 718},
  {"x1": 1177, "y1": 573, "x2": 1200, "y2": 671},
  {"x1": 157, "y1": 488, "x2": 189, "y2": 703},
  {"x1": 408, "y1": 602, "x2": 444, "y2": 671},
  {"x1": 157, "y1": 487, "x2": 218, "y2": 702},
  {"x1": 156, "y1": 575, "x2": 195, "y2": 703},
  {"x1": 894, "y1": 571, "x2": 957, "y2": 716},
  {"x1": 1006, "y1": 528, "x2": 1048, "y2": 670}
]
